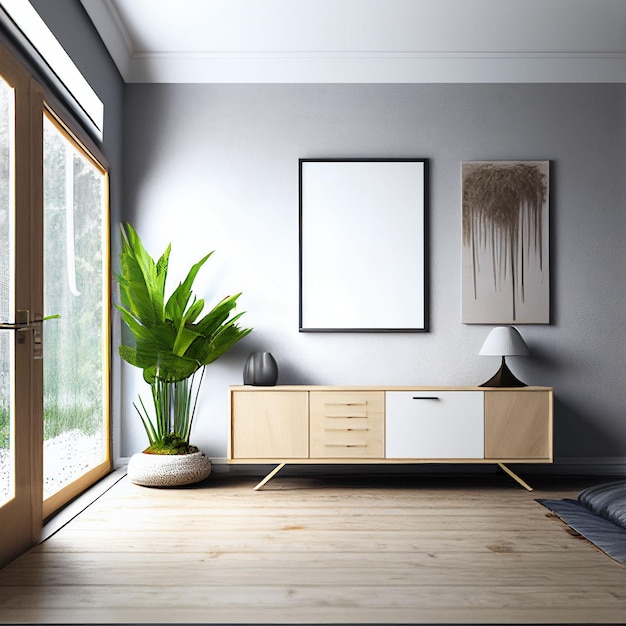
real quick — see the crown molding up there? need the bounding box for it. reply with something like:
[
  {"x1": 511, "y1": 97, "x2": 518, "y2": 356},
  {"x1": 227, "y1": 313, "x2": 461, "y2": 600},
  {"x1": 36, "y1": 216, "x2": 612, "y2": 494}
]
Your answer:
[{"x1": 124, "y1": 51, "x2": 626, "y2": 84}]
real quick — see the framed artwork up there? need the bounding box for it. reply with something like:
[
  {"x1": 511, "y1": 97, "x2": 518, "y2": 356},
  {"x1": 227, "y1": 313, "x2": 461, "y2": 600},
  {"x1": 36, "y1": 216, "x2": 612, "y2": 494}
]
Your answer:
[
  {"x1": 462, "y1": 160, "x2": 550, "y2": 324},
  {"x1": 299, "y1": 158, "x2": 428, "y2": 332}
]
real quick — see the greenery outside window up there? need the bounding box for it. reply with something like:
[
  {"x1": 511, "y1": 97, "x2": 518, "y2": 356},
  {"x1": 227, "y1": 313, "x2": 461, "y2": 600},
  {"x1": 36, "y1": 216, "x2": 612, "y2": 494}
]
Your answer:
[{"x1": 42, "y1": 110, "x2": 110, "y2": 517}]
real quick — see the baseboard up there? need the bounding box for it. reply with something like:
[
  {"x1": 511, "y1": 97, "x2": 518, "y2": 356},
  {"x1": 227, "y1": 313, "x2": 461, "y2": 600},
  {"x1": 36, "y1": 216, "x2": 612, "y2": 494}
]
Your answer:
[
  {"x1": 208, "y1": 457, "x2": 626, "y2": 477},
  {"x1": 114, "y1": 457, "x2": 129, "y2": 470},
  {"x1": 544, "y1": 457, "x2": 626, "y2": 476},
  {"x1": 115, "y1": 456, "x2": 626, "y2": 478}
]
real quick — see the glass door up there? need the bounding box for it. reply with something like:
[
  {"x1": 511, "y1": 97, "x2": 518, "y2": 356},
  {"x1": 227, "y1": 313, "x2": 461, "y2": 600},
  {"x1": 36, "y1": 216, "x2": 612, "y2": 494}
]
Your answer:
[
  {"x1": 0, "y1": 47, "x2": 40, "y2": 569},
  {"x1": 0, "y1": 65, "x2": 16, "y2": 516},
  {"x1": 0, "y1": 40, "x2": 111, "y2": 567},
  {"x1": 42, "y1": 111, "x2": 110, "y2": 518}
]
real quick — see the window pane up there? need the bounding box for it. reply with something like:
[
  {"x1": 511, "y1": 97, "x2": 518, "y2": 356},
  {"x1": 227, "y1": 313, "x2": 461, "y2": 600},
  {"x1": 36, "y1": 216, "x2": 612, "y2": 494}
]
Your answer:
[
  {"x1": 0, "y1": 76, "x2": 15, "y2": 506},
  {"x1": 43, "y1": 115, "x2": 107, "y2": 499}
]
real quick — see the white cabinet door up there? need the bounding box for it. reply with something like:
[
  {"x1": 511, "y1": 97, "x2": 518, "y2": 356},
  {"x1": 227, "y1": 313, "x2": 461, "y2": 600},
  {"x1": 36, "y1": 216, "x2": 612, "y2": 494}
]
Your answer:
[{"x1": 386, "y1": 391, "x2": 484, "y2": 459}]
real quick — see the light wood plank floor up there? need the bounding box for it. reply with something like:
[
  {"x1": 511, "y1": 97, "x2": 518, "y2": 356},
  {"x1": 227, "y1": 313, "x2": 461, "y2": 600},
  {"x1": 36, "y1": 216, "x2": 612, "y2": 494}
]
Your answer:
[{"x1": 0, "y1": 470, "x2": 625, "y2": 624}]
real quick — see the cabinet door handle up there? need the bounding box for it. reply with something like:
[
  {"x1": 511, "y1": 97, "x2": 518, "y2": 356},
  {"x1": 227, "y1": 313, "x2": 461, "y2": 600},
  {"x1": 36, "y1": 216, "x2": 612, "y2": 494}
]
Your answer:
[{"x1": 412, "y1": 396, "x2": 440, "y2": 400}]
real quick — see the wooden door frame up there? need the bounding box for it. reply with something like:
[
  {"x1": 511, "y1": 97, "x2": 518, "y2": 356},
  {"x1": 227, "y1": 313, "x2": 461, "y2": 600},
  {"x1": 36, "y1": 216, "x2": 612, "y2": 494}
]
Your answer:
[
  {"x1": 0, "y1": 41, "x2": 43, "y2": 568},
  {"x1": 0, "y1": 40, "x2": 112, "y2": 567}
]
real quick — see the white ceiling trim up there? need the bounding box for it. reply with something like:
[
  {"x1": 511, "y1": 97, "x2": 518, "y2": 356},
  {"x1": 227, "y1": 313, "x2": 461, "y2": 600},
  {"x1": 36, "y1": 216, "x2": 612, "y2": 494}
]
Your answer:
[
  {"x1": 121, "y1": 52, "x2": 626, "y2": 84},
  {"x1": 80, "y1": 0, "x2": 626, "y2": 84}
]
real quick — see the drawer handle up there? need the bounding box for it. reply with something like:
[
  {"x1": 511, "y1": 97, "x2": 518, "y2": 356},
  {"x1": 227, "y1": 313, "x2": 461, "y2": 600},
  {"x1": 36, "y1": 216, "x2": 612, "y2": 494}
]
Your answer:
[
  {"x1": 412, "y1": 396, "x2": 440, "y2": 400},
  {"x1": 325, "y1": 443, "x2": 368, "y2": 448},
  {"x1": 325, "y1": 402, "x2": 366, "y2": 407},
  {"x1": 325, "y1": 427, "x2": 370, "y2": 432},
  {"x1": 325, "y1": 415, "x2": 366, "y2": 419}
]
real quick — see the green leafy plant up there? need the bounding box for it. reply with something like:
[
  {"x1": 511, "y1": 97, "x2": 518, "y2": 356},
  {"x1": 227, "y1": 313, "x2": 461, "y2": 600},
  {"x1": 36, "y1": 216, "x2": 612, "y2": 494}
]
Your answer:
[{"x1": 115, "y1": 223, "x2": 252, "y2": 454}]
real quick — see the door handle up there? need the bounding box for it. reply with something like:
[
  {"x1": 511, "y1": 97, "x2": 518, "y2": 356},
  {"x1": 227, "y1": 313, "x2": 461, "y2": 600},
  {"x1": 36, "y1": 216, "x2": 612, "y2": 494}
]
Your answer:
[
  {"x1": 0, "y1": 310, "x2": 56, "y2": 357},
  {"x1": 0, "y1": 310, "x2": 58, "y2": 330},
  {"x1": 0, "y1": 321, "x2": 31, "y2": 330},
  {"x1": 0, "y1": 310, "x2": 32, "y2": 331}
]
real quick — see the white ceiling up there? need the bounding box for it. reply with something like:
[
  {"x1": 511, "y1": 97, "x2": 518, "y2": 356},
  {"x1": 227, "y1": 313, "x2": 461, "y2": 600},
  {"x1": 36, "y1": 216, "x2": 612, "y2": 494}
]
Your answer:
[{"x1": 79, "y1": 0, "x2": 626, "y2": 83}]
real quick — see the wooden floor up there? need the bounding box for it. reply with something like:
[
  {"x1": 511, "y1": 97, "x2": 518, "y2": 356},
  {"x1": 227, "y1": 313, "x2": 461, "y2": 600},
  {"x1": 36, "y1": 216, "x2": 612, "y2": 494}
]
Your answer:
[{"x1": 0, "y1": 469, "x2": 625, "y2": 624}]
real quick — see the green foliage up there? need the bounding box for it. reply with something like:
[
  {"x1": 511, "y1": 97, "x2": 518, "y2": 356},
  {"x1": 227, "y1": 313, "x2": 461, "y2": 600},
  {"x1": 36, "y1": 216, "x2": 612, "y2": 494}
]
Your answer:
[
  {"x1": 144, "y1": 435, "x2": 198, "y2": 456},
  {"x1": 43, "y1": 401, "x2": 101, "y2": 440},
  {"x1": 115, "y1": 223, "x2": 252, "y2": 452},
  {"x1": 0, "y1": 405, "x2": 9, "y2": 451},
  {"x1": 42, "y1": 119, "x2": 106, "y2": 450}
]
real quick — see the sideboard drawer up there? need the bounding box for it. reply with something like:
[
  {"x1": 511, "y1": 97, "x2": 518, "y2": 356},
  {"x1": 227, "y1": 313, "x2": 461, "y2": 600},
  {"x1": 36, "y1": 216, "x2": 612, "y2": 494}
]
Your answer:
[
  {"x1": 385, "y1": 391, "x2": 484, "y2": 459},
  {"x1": 310, "y1": 391, "x2": 384, "y2": 458}
]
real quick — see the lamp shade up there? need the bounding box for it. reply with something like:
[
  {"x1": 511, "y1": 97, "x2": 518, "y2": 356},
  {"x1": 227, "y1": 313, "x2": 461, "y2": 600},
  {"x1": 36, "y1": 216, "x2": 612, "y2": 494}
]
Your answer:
[{"x1": 479, "y1": 326, "x2": 529, "y2": 357}]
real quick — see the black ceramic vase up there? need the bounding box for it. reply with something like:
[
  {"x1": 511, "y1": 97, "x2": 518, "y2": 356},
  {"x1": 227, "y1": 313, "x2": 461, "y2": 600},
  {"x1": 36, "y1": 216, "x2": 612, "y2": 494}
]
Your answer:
[{"x1": 243, "y1": 351, "x2": 279, "y2": 386}]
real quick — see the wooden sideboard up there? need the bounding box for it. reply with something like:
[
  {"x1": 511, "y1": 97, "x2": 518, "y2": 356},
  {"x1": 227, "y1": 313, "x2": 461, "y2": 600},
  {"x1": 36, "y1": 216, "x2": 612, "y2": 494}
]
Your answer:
[{"x1": 228, "y1": 385, "x2": 553, "y2": 490}]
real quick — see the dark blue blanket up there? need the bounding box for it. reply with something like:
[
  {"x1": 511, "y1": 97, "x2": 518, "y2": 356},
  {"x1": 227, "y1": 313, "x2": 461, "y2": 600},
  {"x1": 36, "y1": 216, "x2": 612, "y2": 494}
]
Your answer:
[
  {"x1": 537, "y1": 480, "x2": 626, "y2": 565},
  {"x1": 578, "y1": 480, "x2": 626, "y2": 529}
]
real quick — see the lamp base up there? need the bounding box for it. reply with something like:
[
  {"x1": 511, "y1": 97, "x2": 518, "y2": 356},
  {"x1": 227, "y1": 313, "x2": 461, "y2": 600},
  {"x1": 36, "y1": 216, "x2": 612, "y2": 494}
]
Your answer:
[{"x1": 480, "y1": 357, "x2": 527, "y2": 388}]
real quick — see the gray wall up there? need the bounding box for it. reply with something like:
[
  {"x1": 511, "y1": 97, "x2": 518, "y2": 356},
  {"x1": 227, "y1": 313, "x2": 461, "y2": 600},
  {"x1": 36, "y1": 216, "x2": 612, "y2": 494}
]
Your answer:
[
  {"x1": 123, "y1": 83, "x2": 626, "y2": 465},
  {"x1": 12, "y1": 2, "x2": 625, "y2": 471}
]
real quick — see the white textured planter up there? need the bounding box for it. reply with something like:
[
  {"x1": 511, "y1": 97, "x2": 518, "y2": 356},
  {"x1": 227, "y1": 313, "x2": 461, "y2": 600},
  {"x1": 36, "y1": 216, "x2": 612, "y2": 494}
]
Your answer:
[{"x1": 127, "y1": 450, "x2": 211, "y2": 487}]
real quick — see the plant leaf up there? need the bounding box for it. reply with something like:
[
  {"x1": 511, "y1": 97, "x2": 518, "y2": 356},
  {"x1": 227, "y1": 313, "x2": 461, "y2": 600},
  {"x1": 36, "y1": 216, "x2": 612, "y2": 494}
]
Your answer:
[{"x1": 114, "y1": 223, "x2": 253, "y2": 448}]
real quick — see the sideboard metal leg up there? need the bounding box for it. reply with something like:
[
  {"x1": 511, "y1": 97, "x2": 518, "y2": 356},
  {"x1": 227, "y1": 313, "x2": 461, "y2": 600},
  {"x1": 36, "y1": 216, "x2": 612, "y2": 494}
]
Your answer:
[
  {"x1": 253, "y1": 462, "x2": 287, "y2": 491},
  {"x1": 498, "y1": 462, "x2": 533, "y2": 491}
]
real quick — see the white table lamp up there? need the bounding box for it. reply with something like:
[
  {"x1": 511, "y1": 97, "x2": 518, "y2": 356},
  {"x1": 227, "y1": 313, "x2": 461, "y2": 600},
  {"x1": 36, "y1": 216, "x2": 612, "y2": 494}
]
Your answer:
[{"x1": 479, "y1": 326, "x2": 529, "y2": 387}]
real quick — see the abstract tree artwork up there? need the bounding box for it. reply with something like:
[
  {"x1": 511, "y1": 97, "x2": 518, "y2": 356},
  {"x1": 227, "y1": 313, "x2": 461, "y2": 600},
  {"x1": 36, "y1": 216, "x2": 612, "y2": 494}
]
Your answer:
[{"x1": 462, "y1": 161, "x2": 549, "y2": 324}]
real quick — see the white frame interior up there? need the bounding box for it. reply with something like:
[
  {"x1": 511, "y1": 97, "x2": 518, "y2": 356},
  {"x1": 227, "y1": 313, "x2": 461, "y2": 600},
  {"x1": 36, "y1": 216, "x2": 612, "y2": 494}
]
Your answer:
[{"x1": 299, "y1": 158, "x2": 427, "y2": 332}]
